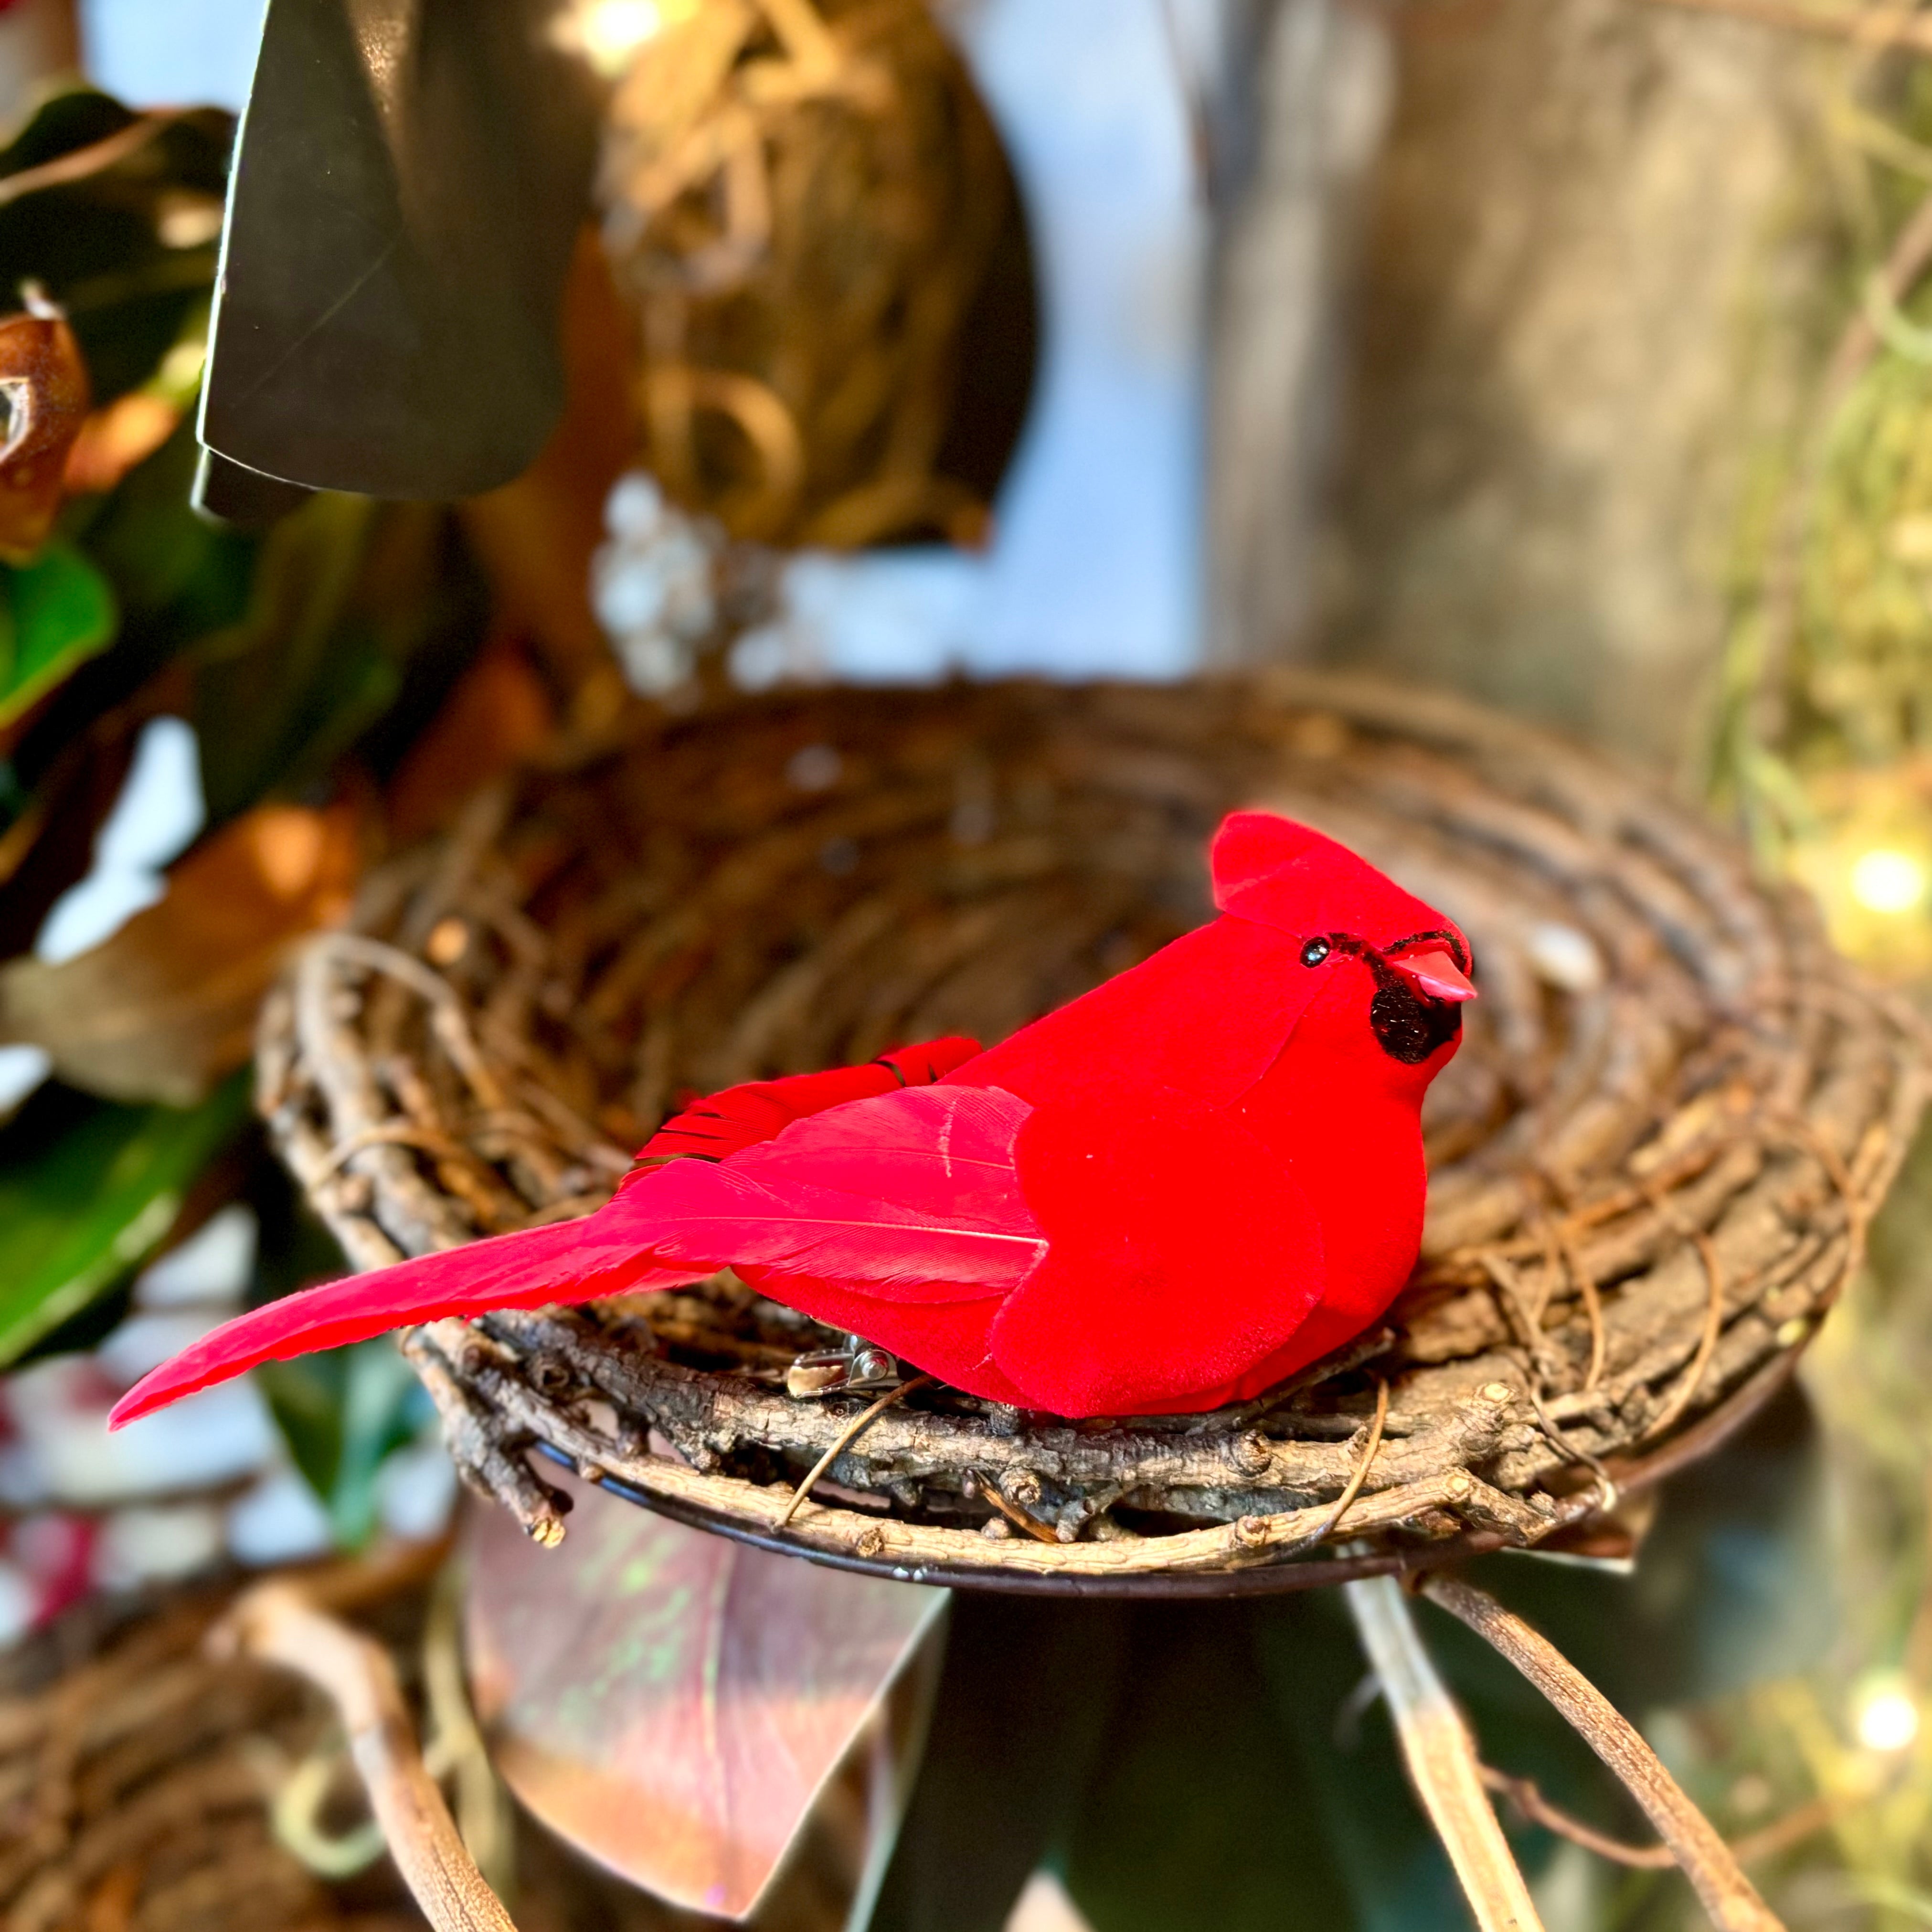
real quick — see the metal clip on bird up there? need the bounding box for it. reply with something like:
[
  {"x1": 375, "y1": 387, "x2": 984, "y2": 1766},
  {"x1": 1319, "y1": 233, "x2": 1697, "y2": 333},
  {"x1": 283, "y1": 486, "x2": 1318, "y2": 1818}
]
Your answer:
[{"x1": 785, "y1": 1338, "x2": 901, "y2": 1399}]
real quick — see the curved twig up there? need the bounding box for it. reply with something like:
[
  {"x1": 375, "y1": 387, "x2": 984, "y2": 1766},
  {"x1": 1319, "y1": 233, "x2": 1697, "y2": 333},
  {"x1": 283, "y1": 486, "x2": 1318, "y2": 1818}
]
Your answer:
[
  {"x1": 1478, "y1": 1761, "x2": 1842, "y2": 1873},
  {"x1": 1419, "y1": 1574, "x2": 1785, "y2": 1932},
  {"x1": 1288, "y1": 1375, "x2": 1389, "y2": 1550},
  {"x1": 776, "y1": 1375, "x2": 934, "y2": 1528},
  {"x1": 213, "y1": 1580, "x2": 519, "y2": 1932},
  {"x1": 1641, "y1": 1191, "x2": 1728, "y2": 1441}
]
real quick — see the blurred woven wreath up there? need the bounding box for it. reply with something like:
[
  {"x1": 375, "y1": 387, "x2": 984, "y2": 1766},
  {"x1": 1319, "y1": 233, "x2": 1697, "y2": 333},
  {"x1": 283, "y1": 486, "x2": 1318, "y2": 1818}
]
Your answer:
[
  {"x1": 592, "y1": 0, "x2": 1034, "y2": 549},
  {"x1": 253, "y1": 675, "x2": 1928, "y2": 1586}
]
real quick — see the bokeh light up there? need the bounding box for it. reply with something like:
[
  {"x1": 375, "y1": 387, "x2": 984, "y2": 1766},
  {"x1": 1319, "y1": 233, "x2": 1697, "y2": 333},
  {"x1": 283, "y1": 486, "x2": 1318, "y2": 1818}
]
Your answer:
[
  {"x1": 554, "y1": 0, "x2": 690, "y2": 74},
  {"x1": 1853, "y1": 1678, "x2": 1921, "y2": 1753},
  {"x1": 1849, "y1": 848, "x2": 1928, "y2": 915}
]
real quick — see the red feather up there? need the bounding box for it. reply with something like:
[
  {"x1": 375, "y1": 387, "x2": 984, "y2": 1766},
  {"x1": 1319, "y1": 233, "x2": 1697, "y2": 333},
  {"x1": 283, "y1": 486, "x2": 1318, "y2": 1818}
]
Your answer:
[
  {"x1": 110, "y1": 1084, "x2": 1041, "y2": 1427},
  {"x1": 634, "y1": 1037, "x2": 980, "y2": 1166},
  {"x1": 112, "y1": 813, "x2": 1475, "y2": 1424}
]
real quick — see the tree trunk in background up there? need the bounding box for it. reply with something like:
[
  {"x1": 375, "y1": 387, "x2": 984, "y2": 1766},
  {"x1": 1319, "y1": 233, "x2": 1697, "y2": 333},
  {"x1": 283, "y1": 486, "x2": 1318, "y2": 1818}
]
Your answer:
[
  {"x1": 1315, "y1": 0, "x2": 1830, "y2": 771},
  {"x1": 0, "y1": 0, "x2": 78, "y2": 131},
  {"x1": 1205, "y1": 0, "x2": 1392, "y2": 669}
]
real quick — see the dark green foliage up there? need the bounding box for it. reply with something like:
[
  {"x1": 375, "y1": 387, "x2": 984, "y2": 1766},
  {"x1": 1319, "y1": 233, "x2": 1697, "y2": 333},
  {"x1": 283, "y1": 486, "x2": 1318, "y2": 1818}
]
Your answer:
[
  {"x1": 0, "y1": 91, "x2": 232, "y2": 406},
  {"x1": 862, "y1": 1387, "x2": 1836, "y2": 1932},
  {"x1": 203, "y1": 0, "x2": 599, "y2": 498},
  {"x1": 0, "y1": 544, "x2": 116, "y2": 729},
  {"x1": 0, "y1": 1069, "x2": 250, "y2": 1368}
]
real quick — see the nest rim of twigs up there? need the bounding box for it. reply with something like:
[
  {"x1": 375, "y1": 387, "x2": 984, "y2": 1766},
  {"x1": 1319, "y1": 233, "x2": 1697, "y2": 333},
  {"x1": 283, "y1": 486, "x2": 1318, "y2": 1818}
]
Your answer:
[{"x1": 257, "y1": 671, "x2": 1931, "y2": 1594}]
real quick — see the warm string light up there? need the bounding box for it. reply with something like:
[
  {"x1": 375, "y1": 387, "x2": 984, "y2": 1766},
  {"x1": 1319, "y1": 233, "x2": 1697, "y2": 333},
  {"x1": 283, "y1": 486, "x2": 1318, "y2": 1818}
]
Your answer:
[
  {"x1": 1848, "y1": 848, "x2": 1928, "y2": 916},
  {"x1": 552, "y1": 0, "x2": 697, "y2": 75},
  {"x1": 1853, "y1": 1676, "x2": 1921, "y2": 1753}
]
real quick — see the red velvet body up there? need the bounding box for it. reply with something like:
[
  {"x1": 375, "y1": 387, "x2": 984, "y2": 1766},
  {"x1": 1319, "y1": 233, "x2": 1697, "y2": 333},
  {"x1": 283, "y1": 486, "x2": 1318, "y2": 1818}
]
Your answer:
[{"x1": 110, "y1": 813, "x2": 1470, "y2": 1429}]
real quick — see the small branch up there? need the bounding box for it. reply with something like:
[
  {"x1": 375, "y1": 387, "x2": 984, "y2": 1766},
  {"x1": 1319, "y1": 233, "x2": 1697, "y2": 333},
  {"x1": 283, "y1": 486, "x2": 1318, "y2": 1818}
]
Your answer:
[
  {"x1": 1480, "y1": 1761, "x2": 1677, "y2": 1870},
  {"x1": 776, "y1": 1375, "x2": 933, "y2": 1527},
  {"x1": 214, "y1": 1581, "x2": 519, "y2": 1932},
  {"x1": 1286, "y1": 1375, "x2": 1389, "y2": 1551},
  {"x1": 403, "y1": 1324, "x2": 570, "y2": 1546},
  {"x1": 1419, "y1": 1575, "x2": 1785, "y2": 1932},
  {"x1": 966, "y1": 1468, "x2": 1064, "y2": 1544},
  {"x1": 1342, "y1": 1575, "x2": 1547, "y2": 1932},
  {"x1": 1479, "y1": 1762, "x2": 1840, "y2": 1871}
]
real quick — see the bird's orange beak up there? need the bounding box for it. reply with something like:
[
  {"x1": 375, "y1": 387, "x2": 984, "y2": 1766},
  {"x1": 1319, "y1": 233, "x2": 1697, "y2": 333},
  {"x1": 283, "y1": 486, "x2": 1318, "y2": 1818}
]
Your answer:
[{"x1": 1391, "y1": 947, "x2": 1477, "y2": 1003}]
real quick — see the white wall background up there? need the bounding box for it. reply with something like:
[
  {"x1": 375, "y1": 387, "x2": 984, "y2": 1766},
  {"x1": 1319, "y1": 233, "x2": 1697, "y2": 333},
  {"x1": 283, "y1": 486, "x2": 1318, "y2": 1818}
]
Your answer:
[{"x1": 78, "y1": 0, "x2": 264, "y2": 111}]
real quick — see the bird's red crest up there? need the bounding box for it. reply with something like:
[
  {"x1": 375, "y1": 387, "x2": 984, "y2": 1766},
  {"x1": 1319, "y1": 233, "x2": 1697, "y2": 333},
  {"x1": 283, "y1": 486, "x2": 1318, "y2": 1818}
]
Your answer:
[{"x1": 1211, "y1": 811, "x2": 1447, "y2": 949}]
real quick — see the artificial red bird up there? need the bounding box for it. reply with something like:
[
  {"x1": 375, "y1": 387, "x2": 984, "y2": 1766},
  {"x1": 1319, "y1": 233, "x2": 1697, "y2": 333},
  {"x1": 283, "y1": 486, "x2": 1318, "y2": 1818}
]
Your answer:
[{"x1": 111, "y1": 812, "x2": 1474, "y2": 1424}]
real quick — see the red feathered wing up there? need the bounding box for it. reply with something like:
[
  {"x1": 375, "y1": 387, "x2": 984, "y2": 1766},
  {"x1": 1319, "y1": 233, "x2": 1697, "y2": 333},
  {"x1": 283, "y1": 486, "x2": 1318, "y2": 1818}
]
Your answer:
[
  {"x1": 108, "y1": 1080, "x2": 1042, "y2": 1427},
  {"x1": 635, "y1": 1037, "x2": 981, "y2": 1165}
]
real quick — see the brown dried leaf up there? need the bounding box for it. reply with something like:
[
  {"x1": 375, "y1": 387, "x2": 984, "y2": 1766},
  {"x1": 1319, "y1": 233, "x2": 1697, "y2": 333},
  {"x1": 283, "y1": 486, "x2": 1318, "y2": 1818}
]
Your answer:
[
  {"x1": 0, "y1": 308, "x2": 89, "y2": 563},
  {"x1": 464, "y1": 1475, "x2": 947, "y2": 1919},
  {"x1": 385, "y1": 635, "x2": 557, "y2": 845},
  {"x1": 63, "y1": 391, "x2": 182, "y2": 498},
  {"x1": 0, "y1": 803, "x2": 358, "y2": 1104}
]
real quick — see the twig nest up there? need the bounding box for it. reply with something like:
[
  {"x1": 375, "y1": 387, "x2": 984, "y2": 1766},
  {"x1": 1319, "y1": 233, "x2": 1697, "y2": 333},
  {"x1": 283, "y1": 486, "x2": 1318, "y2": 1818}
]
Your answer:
[{"x1": 259, "y1": 676, "x2": 1929, "y2": 1592}]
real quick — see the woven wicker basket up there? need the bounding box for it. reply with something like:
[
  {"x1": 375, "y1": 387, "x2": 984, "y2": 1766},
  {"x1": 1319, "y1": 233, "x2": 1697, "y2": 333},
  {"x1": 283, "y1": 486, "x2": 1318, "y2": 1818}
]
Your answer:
[{"x1": 257, "y1": 674, "x2": 1930, "y2": 1594}]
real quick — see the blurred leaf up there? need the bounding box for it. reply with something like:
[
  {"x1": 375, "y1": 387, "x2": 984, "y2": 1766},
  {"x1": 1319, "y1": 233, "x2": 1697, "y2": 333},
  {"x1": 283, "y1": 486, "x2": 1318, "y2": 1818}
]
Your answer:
[
  {"x1": 186, "y1": 492, "x2": 382, "y2": 819},
  {"x1": 0, "y1": 802, "x2": 357, "y2": 1103},
  {"x1": 0, "y1": 311, "x2": 90, "y2": 563},
  {"x1": 191, "y1": 495, "x2": 486, "y2": 822},
  {"x1": 465, "y1": 1471, "x2": 947, "y2": 1916},
  {"x1": 202, "y1": 0, "x2": 598, "y2": 498},
  {"x1": 1062, "y1": 1601, "x2": 1361, "y2": 1932},
  {"x1": 56, "y1": 415, "x2": 253, "y2": 684},
  {"x1": 0, "y1": 1066, "x2": 249, "y2": 1366},
  {"x1": 0, "y1": 89, "x2": 231, "y2": 406},
  {"x1": 0, "y1": 542, "x2": 115, "y2": 726},
  {"x1": 63, "y1": 302, "x2": 204, "y2": 500},
  {"x1": 258, "y1": 1338, "x2": 427, "y2": 1547},
  {"x1": 9, "y1": 419, "x2": 252, "y2": 810},
  {"x1": 867, "y1": 1594, "x2": 1133, "y2": 1932},
  {"x1": 1245, "y1": 1592, "x2": 1475, "y2": 1932}
]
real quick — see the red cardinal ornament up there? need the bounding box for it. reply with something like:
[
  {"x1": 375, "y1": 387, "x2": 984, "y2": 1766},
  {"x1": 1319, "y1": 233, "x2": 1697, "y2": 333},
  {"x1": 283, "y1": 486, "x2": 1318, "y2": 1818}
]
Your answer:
[{"x1": 112, "y1": 813, "x2": 1474, "y2": 1424}]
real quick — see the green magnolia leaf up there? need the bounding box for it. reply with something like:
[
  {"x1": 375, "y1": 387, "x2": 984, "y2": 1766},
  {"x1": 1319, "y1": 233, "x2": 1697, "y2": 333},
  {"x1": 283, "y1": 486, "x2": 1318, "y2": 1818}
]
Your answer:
[
  {"x1": 191, "y1": 494, "x2": 487, "y2": 820},
  {"x1": 16, "y1": 412, "x2": 254, "y2": 794},
  {"x1": 0, "y1": 1068, "x2": 250, "y2": 1367},
  {"x1": 189, "y1": 492, "x2": 386, "y2": 820},
  {"x1": 256, "y1": 1338, "x2": 428, "y2": 1547},
  {"x1": 0, "y1": 544, "x2": 118, "y2": 727}
]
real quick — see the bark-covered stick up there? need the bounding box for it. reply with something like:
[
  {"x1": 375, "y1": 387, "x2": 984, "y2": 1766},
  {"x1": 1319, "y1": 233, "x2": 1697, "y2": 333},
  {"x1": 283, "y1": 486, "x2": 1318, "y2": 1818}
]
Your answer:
[
  {"x1": 1419, "y1": 1573, "x2": 1784, "y2": 1932},
  {"x1": 214, "y1": 1580, "x2": 518, "y2": 1932}
]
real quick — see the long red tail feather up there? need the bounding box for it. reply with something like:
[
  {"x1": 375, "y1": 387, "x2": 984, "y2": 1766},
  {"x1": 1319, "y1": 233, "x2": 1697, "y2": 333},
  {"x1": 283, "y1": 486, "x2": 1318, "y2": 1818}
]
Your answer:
[
  {"x1": 107, "y1": 1214, "x2": 703, "y2": 1429},
  {"x1": 110, "y1": 1046, "x2": 1016, "y2": 1432}
]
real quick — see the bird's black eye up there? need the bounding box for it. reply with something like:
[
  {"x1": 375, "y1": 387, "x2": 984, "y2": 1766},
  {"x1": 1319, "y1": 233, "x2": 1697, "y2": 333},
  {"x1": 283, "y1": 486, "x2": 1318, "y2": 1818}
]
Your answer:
[{"x1": 1300, "y1": 937, "x2": 1331, "y2": 967}]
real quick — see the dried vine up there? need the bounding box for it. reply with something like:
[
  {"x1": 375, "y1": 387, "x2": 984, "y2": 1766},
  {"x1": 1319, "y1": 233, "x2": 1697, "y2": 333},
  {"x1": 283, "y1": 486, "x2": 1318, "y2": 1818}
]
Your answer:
[
  {"x1": 0, "y1": 1546, "x2": 446, "y2": 1932},
  {"x1": 257, "y1": 674, "x2": 1929, "y2": 1583}
]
